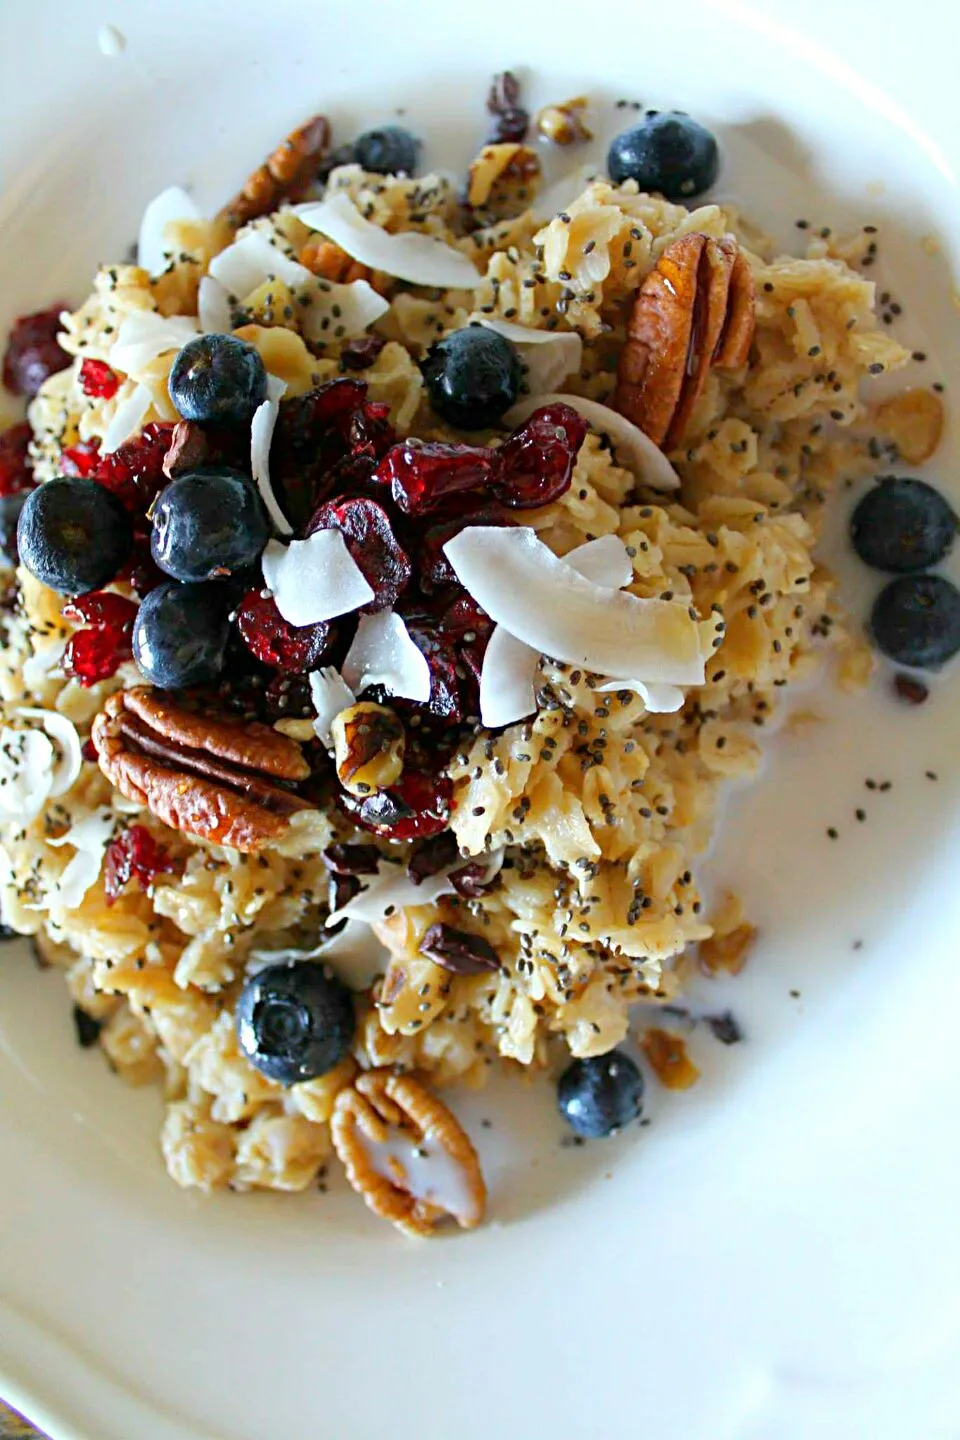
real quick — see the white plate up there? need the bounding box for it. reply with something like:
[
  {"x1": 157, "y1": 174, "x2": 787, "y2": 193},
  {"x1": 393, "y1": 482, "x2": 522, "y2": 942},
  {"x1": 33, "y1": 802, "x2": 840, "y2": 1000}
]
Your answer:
[{"x1": 2, "y1": 2, "x2": 960, "y2": 1437}]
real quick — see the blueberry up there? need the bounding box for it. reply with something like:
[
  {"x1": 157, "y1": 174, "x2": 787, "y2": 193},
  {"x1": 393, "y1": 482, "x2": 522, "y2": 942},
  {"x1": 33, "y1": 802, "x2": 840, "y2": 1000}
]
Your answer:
[
  {"x1": 353, "y1": 125, "x2": 419, "y2": 176},
  {"x1": 235, "y1": 961, "x2": 355, "y2": 1085},
  {"x1": 168, "y1": 334, "x2": 267, "y2": 426},
  {"x1": 0, "y1": 490, "x2": 29, "y2": 565},
  {"x1": 132, "y1": 580, "x2": 231, "y2": 687},
  {"x1": 851, "y1": 477, "x2": 958, "y2": 573},
  {"x1": 17, "y1": 477, "x2": 132, "y2": 595},
  {"x1": 607, "y1": 111, "x2": 719, "y2": 200},
  {"x1": 870, "y1": 573, "x2": 960, "y2": 669},
  {"x1": 151, "y1": 467, "x2": 270, "y2": 583},
  {"x1": 422, "y1": 326, "x2": 523, "y2": 430},
  {"x1": 557, "y1": 1050, "x2": 644, "y2": 1138}
]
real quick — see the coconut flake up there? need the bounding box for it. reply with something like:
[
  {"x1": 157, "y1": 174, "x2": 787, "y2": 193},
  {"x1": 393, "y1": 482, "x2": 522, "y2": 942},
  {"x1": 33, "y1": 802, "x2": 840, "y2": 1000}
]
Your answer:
[
  {"x1": 561, "y1": 534, "x2": 633, "y2": 589},
  {"x1": 476, "y1": 316, "x2": 582, "y2": 394},
  {"x1": 208, "y1": 230, "x2": 314, "y2": 300},
  {"x1": 109, "y1": 311, "x2": 199, "y2": 377},
  {"x1": 341, "y1": 610, "x2": 431, "y2": 702},
  {"x1": 18, "y1": 708, "x2": 82, "y2": 797},
  {"x1": 503, "y1": 392, "x2": 680, "y2": 493},
  {"x1": 445, "y1": 526, "x2": 706, "y2": 686},
  {"x1": 326, "y1": 860, "x2": 456, "y2": 929},
  {"x1": 262, "y1": 531, "x2": 374, "y2": 627},
  {"x1": 46, "y1": 807, "x2": 114, "y2": 910},
  {"x1": 21, "y1": 639, "x2": 66, "y2": 691},
  {"x1": 250, "y1": 375, "x2": 291, "y2": 537},
  {"x1": 0, "y1": 727, "x2": 55, "y2": 823},
  {"x1": 296, "y1": 192, "x2": 481, "y2": 290},
  {"x1": 138, "y1": 186, "x2": 202, "y2": 277},
  {"x1": 197, "y1": 275, "x2": 234, "y2": 334},
  {"x1": 300, "y1": 279, "x2": 390, "y2": 344},
  {"x1": 594, "y1": 678, "x2": 685, "y2": 713},
  {"x1": 101, "y1": 383, "x2": 153, "y2": 454},
  {"x1": 308, "y1": 667, "x2": 356, "y2": 748}
]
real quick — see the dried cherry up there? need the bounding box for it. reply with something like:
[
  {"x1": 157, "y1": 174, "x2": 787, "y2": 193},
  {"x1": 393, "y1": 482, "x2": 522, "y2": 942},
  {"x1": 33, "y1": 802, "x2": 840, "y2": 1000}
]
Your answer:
[
  {"x1": 375, "y1": 439, "x2": 499, "y2": 515},
  {"x1": 307, "y1": 495, "x2": 411, "y2": 611},
  {"x1": 235, "y1": 588, "x2": 332, "y2": 672},
  {"x1": 104, "y1": 824, "x2": 175, "y2": 904},
  {"x1": 492, "y1": 402, "x2": 586, "y2": 508}
]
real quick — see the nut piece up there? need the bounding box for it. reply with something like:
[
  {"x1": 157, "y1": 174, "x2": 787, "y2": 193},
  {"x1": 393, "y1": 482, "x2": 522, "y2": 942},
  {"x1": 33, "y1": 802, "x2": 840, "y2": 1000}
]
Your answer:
[
  {"x1": 640, "y1": 1028, "x2": 701, "y2": 1090},
  {"x1": 300, "y1": 238, "x2": 375, "y2": 288},
  {"x1": 331, "y1": 1069, "x2": 486, "y2": 1237},
  {"x1": 615, "y1": 233, "x2": 756, "y2": 450},
  {"x1": 330, "y1": 702, "x2": 405, "y2": 797},
  {"x1": 870, "y1": 388, "x2": 944, "y2": 464},
  {"x1": 698, "y1": 921, "x2": 758, "y2": 976},
  {"x1": 218, "y1": 113, "x2": 330, "y2": 229},
  {"x1": 466, "y1": 143, "x2": 541, "y2": 217},
  {"x1": 92, "y1": 686, "x2": 314, "y2": 852},
  {"x1": 535, "y1": 96, "x2": 592, "y2": 147}
]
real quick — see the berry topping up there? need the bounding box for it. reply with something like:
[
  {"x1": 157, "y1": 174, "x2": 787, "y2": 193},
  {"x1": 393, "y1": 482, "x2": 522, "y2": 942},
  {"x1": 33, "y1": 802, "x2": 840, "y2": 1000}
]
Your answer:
[
  {"x1": 0, "y1": 422, "x2": 35, "y2": 496},
  {"x1": 869, "y1": 573, "x2": 960, "y2": 670},
  {"x1": 422, "y1": 326, "x2": 523, "y2": 430},
  {"x1": 78, "y1": 358, "x2": 120, "y2": 400},
  {"x1": 607, "y1": 112, "x2": 720, "y2": 200},
  {"x1": 353, "y1": 125, "x2": 420, "y2": 176},
  {"x1": 401, "y1": 617, "x2": 467, "y2": 722},
  {"x1": 339, "y1": 334, "x2": 386, "y2": 371},
  {"x1": 2, "y1": 305, "x2": 70, "y2": 397},
  {"x1": 60, "y1": 438, "x2": 102, "y2": 478},
  {"x1": 418, "y1": 508, "x2": 511, "y2": 593},
  {"x1": 235, "y1": 587, "x2": 332, "y2": 672},
  {"x1": 168, "y1": 333, "x2": 268, "y2": 426},
  {"x1": 235, "y1": 960, "x2": 355, "y2": 1085},
  {"x1": 375, "y1": 438, "x2": 499, "y2": 516},
  {"x1": 851, "y1": 477, "x2": 958, "y2": 573},
  {"x1": 493, "y1": 402, "x2": 587, "y2": 508},
  {"x1": 307, "y1": 495, "x2": 411, "y2": 611},
  {"x1": 89, "y1": 422, "x2": 173, "y2": 515},
  {"x1": 62, "y1": 592, "x2": 139, "y2": 687},
  {"x1": 340, "y1": 766, "x2": 452, "y2": 840},
  {"x1": 557, "y1": 1050, "x2": 644, "y2": 1138},
  {"x1": 132, "y1": 581, "x2": 231, "y2": 688},
  {"x1": 151, "y1": 467, "x2": 270, "y2": 583},
  {"x1": 17, "y1": 477, "x2": 133, "y2": 595},
  {"x1": 104, "y1": 824, "x2": 174, "y2": 904}
]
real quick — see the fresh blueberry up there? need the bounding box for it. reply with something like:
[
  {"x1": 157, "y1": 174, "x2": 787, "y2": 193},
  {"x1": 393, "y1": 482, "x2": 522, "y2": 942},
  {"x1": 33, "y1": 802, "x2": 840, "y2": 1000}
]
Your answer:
[
  {"x1": 422, "y1": 325, "x2": 523, "y2": 430},
  {"x1": 353, "y1": 125, "x2": 419, "y2": 176},
  {"x1": 0, "y1": 490, "x2": 29, "y2": 565},
  {"x1": 557, "y1": 1050, "x2": 644, "y2": 1138},
  {"x1": 851, "y1": 477, "x2": 958, "y2": 573},
  {"x1": 151, "y1": 467, "x2": 270, "y2": 583},
  {"x1": 870, "y1": 573, "x2": 960, "y2": 669},
  {"x1": 17, "y1": 477, "x2": 132, "y2": 595},
  {"x1": 235, "y1": 960, "x2": 355, "y2": 1085},
  {"x1": 132, "y1": 580, "x2": 231, "y2": 687},
  {"x1": 168, "y1": 334, "x2": 268, "y2": 426},
  {"x1": 607, "y1": 111, "x2": 719, "y2": 200}
]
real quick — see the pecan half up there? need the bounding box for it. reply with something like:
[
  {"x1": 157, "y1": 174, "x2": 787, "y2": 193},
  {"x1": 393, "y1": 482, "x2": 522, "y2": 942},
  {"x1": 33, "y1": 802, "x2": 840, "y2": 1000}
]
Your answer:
[
  {"x1": 217, "y1": 113, "x2": 330, "y2": 229},
  {"x1": 331, "y1": 1069, "x2": 486, "y2": 1237},
  {"x1": 300, "y1": 238, "x2": 375, "y2": 288},
  {"x1": 615, "y1": 233, "x2": 756, "y2": 450},
  {"x1": 92, "y1": 686, "x2": 314, "y2": 852}
]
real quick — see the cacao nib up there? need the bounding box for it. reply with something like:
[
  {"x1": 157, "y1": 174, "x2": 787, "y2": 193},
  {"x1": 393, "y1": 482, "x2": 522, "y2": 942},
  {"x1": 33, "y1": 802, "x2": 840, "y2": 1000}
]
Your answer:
[
  {"x1": 705, "y1": 1011, "x2": 743, "y2": 1045},
  {"x1": 486, "y1": 71, "x2": 529, "y2": 145},
  {"x1": 407, "y1": 830, "x2": 459, "y2": 884},
  {"x1": 449, "y1": 861, "x2": 497, "y2": 899},
  {"x1": 419, "y1": 921, "x2": 501, "y2": 974},
  {"x1": 72, "y1": 1005, "x2": 102, "y2": 1048},
  {"x1": 321, "y1": 842, "x2": 382, "y2": 877},
  {"x1": 893, "y1": 673, "x2": 929, "y2": 706},
  {"x1": 340, "y1": 334, "x2": 386, "y2": 371},
  {"x1": 307, "y1": 496, "x2": 411, "y2": 611},
  {"x1": 328, "y1": 871, "x2": 360, "y2": 914},
  {"x1": 3, "y1": 305, "x2": 71, "y2": 397}
]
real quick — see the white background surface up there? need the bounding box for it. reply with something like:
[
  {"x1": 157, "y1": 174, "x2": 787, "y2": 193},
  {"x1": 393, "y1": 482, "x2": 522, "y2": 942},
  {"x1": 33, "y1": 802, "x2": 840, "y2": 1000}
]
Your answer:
[{"x1": 1, "y1": 2, "x2": 959, "y2": 1436}]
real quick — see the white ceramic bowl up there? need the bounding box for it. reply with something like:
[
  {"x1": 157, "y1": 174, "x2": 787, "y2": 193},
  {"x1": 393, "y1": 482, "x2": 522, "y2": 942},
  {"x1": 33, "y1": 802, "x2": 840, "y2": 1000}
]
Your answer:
[{"x1": 1, "y1": 2, "x2": 959, "y2": 1437}]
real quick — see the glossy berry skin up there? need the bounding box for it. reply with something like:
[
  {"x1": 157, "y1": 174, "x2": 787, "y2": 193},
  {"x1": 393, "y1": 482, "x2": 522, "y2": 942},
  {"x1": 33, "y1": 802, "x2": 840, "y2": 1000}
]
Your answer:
[
  {"x1": 2, "y1": 305, "x2": 70, "y2": 397},
  {"x1": 557, "y1": 1050, "x2": 644, "y2": 1138},
  {"x1": 151, "y1": 467, "x2": 270, "y2": 583},
  {"x1": 168, "y1": 334, "x2": 267, "y2": 426},
  {"x1": 607, "y1": 112, "x2": 719, "y2": 200},
  {"x1": 422, "y1": 327, "x2": 523, "y2": 431},
  {"x1": 869, "y1": 574, "x2": 960, "y2": 670},
  {"x1": 353, "y1": 125, "x2": 419, "y2": 176},
  {"x1": 0, "y1": 492, "x2": 28, "y2": 564},
  {"x1": 132, "y1": 581, "x2": 231, "y2": 688},
  {"x1": 235, "y1": 961, "x2": 355, "y2": 1085},
  {"x1": 17, "y1": 477, "x2": 133, "y2": 595},
  {"x1": 850, "y1": 477, "x2": 958, "y2": 574}
]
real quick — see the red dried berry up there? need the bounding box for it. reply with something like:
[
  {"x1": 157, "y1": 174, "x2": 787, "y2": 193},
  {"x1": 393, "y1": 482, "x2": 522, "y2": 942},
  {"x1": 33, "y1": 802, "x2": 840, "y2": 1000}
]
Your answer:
[
  {"x1": 307, "y1": 495, "x2": 411, "y2": 611},
  {"x1": 60, "y1": 438, "x2": 101, "y2": 478},
  {"x1": 78, "y1": 358, "x2": 120, "y2": 400},
  {"x1": 264, "y1": 671, "x2": 315, "y2": 720},
  {"x1": 62, "y1": 626, "x2": 134, "y2": 686},
  {"x1": 492, "y1": 402, "x2": 587, "y2": 508},
  {"x1": 92, "y1": 422, "x2": 174, "y2": 516},
  {"x1": 0, "y1": 423, "x2": 35, "y2": 497},
  {"x1": 375, "y1": 439, "x2": 499, "y2": 516},
  {"x1": 340, "y1": 334, "x2": 387, "y2": 371},
  {"x1": 235, "y1": 588, "x2": 332, "y2": 673},
  {"x1": 400, "y1": 617, "x2": 466, "y2": 722},
  {"x1": 418, "y1": 508, "x2": 511, "y2": 593},
  {"x1": 81, "y1": 737, "x2": 99, "y2": 763},
  {"x1": 104, "y1": 824, "x2": 175, "y2": 904},
  {"x1": 62, "y1": 591, "x2": 138, "y2": 628},
  {"x1": 271, "y1": 378, "x2": 395, "y2": 531},
  {"x1": 340, "y1": 767, "x2": 453, "y2": 840},
  {"x1": 438, "y1": 591, "x2": 494, "y2": 645},
  {"x1": 2, "y1": 305, "x2": 71, "y2": 398},
  {"x1": 118, "y1": 532, "x2": 166, "y2": 598}
]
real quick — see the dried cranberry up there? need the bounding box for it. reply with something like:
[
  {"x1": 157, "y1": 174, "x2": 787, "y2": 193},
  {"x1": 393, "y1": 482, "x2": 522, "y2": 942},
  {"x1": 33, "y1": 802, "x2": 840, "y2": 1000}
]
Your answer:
[
  {"x1": 419, "y1": 921, "x2": 500, "y2": 974},
  {"x1": 2, "y1": 306, "x2": 70, "y2": 397},
  {"x1": 418, "y1": 508, "x2": 511, "y2": 593},
  {"x1": 0, "y1": 423, "x2": 34, "y2": 497},
  {"x1": 264, "y1": 671, "x2": 315, "y2": 719},
  {"x1": 119, "y1": 532, "x2": 166, "y2": 598},
  {"x1": 60, "y1": 438, "x2": 101, "y2": 478},
  {"x1": 401, "y1": 617, "x2": 465, "y2": 722},
  {"x1": 271, "y1": 378, "x2": 395, "y2": 531},
  {"x1": 438, "y1": 592, "x2": 494, "y2": 646},
  {"x1": 92, "y1": 422, "x2": 175, "y2": 516},
  {"x1": 235, "y1": 588, "x2": 332, "y2": 672},
  {"x1": 81, "y1": 737, "x2": 99, "y2": 763},
  {"x1": 78, "y1": 358, "x2": 120, "y2": 400},
  {"x1": 375, "y1": 439, "x2": 499, "y2": 516},
  {"x1": 340, "y1": 334, "x2": 387, "y2": 371},
  {"x1": 307, "y1": 496, "x2": 411, "y2": 612},
  {"x1": 492, "y1": 403, "x2": 587, "y2": 508},
  {"x1": 321, "y1": 843, "x2": 381, "y2": 877},
  {"x1": 62, "y1": 591, "x2": 138, "y2": 628},
  {"x1": 104, "y1": 824, "x2": 175, "y2": 904},
  {"x1": 341, "y1": 768, "x2": 453, "y2": 840},
  {"x1": 63, "y1": 626, "x2": 134, "y2": 686}
]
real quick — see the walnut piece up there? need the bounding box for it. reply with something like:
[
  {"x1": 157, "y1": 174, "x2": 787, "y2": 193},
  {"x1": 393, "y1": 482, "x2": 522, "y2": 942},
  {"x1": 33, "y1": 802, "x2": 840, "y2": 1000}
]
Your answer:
[
  {"x1": 92, "y1": 686, "x2": 314, "y2": 852},
  {"x1": 698, "y1": 921, "x2": 758, "y2": 976},
  {"x1": 217, "y1": 113, "x2": 330, "y2": 229},
  {"x1": 640, "y1": 1028, "x2": 701, "y2": 1090},
  {"x1": 615, "y1": 233, "x2": 756, "y2": 450},
  {"x1": 331, "y1": 1069, "x2": 486, "y2": 1237}
]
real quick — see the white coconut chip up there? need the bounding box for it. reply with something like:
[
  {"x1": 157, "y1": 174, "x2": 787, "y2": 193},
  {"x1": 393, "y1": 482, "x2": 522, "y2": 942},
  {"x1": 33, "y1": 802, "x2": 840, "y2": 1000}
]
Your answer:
[
  {"x1": 101, "y1": 383, "x2": 153, "y2": 454},
  {"x1": 46, "y1": 808, "x2": 115, "y2": 910},
  {"x1": 208, "y1": 230, "x2": 313, "y2": 300},
  {"x1": 262, "y1": 531, "x2": 374, "y2": 627},
  {"x1": 530, "y1": 165, "x2": 604, "y2": 222},
  {"x1": 299, "y1": 279, "x2": 390, "y2": 344},
  {"x1": 560, "y1": 534, "x2": 633, "y2": 589},
  {"x1": 109, "y1": 311, "x2": 199, "y2": 378},
  {"x1": 250, "y1": 375, "x2": 292, "y2": 537},
  {"x1": 137, "y1": 186, "x2": 202, "y2": 277},
  {"x1": 326, "y1": 859, "x2": 457, "y2": 930},
  {"x1": 308, "y1": 667, "x2": 356, "y2": 748},
  {"x1": 475, "y1": 316, "x2": 582, "y2": 395},
  {"x1": 503, "y1": 392, "x2": 680, "y2": 493},
  {"x1": 445, "y1": 525, "x2": 706, "y2": 686},
  {"x1": 296, "y1": 192, "x2": 481, "y2": 290},
  {"x1": 17, "y1": 708, "x2": 82, "y2": 796},
  {"x1": 0, "y1": 727, "x2": 56, "y2": 823},
  {"x1": 594, "y1": 678, "x2": 685, "y2": 714},
  {"x1": 197, "y1": 275, "x2": 234, "y2": 335},
  {"x1": 21, "y1": 639, "x2": 66, "y2": 691},
  {"x1": 341, "y1": 610, "x2": 431, "y2": 703},
  {"x1": 248, "y1": 917, "x2": 389, "y2": 991}
]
